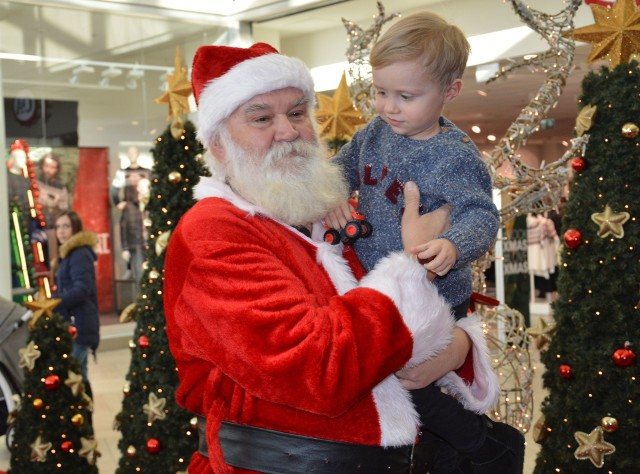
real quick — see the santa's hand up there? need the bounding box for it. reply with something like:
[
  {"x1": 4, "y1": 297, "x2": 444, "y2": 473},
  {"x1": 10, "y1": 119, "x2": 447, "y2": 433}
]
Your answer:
[{"x1": 122, "y1": 250, "x2": 131, "y2": 263}]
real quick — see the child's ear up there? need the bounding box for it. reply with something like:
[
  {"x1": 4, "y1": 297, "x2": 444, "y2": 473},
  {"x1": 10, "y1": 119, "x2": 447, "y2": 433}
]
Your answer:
[{"x1": 443, "y1": 79, "x2": 463, "y2": 104}]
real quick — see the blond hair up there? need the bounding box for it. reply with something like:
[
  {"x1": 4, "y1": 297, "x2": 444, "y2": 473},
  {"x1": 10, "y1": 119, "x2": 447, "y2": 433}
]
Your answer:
[{"x1": 370, "y1": 11, "x2": 470, "y2": 89}]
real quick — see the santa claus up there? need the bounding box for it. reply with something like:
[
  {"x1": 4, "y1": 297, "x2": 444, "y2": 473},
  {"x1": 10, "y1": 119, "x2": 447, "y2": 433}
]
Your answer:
[{"x1": 164, "y1": 42, "x2": 500, "y2": 473}]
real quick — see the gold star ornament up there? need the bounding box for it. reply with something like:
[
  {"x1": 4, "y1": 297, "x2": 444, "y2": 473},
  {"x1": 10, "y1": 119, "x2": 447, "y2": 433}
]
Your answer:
[
  {"x1": 526, "y1": 317, "x2": 556, "y2": 350},
  {"x1": 564, "y1": 0, "x2": 640, "y2": 68},
  {"x1": 591, "y1": 204, "x2": 630, "y2": 238},
  {"x1": 315, "y1": 72, "x2": 367, "y2": 143},
  {"x1": 143, "y1": 392, "x2": 167, "y2": 423},
  {"x1": 79, "y1": 437, "x2": 101, "y2": 465},
  {"x1": 18, "y1": 341, "x2": 41, "y2": 371},
  {"x1": 155, "y1": 47, "x2": 192, "y2": 120},
  {"x1": 575, "y1": 104, "x2": 597, "y2": 137},
  {"x1": 574, "y1": 426, "x2": 616, "y2": 468},
  {"x1": 65, "y1": 370, "x2": 85, "y2": 397},
  {"x1": 24, "y1": 292, "x2": 61, "y2": 330},
  {"x1": 30, "y1": 435, "x2": 52, "y2": 462}
]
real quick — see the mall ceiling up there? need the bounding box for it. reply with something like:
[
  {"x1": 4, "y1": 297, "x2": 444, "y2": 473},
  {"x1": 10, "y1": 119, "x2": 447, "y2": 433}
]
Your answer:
[{"x1": 1, "y1": 0, "x2": 604, "y2": 147}]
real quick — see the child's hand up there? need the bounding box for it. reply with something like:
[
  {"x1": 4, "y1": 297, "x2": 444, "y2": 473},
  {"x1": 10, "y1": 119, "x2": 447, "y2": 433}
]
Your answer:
[
  {"x1": 323, "y1": 200, "x2": 355, "y2": 229},
  {"x1": 414, "y1": 238, "x2": 459, "y2": 276}
]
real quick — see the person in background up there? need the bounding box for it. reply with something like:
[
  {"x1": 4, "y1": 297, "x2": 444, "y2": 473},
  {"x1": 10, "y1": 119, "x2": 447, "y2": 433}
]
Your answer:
[
  {"x1": 163, "y1": 42, "x2": 499, "y2": 474},
  {"x1": 326, "y1": 11, "x2": 522, "y2": 473},
  {"x1": 52, "y1": 210, "x2": 100, "y2": 412}
]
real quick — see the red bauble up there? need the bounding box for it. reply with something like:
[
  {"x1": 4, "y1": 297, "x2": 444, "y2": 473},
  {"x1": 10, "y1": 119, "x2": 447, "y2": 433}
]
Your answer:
[
  {"x1": 571, "y1": 157, "x2": 586, "y2": 172},
  {"x1": 44, "y1": 374, "x2": 61, "y2": 391},
  {"x1": 138, "y1": 335, "x2": 149, "y2": 350},
  {"x1": 559, "y1": 364, "x2": 572, "y2": 379},
  {"x1": 612, "y1": 346, "x2": 636, "y2": 368},
  {"x1": 68, "y1": 325, "x2": 78, "y2": 339},
  {"x1": 564, "y1": 229, "x2": 583, "y2": 249},
  {"x1": 61, "y1": 440, "x2": 73, "y2": 453},
  {"x1": 146, "y1": 438, "x2": 161, "y2": 454}
]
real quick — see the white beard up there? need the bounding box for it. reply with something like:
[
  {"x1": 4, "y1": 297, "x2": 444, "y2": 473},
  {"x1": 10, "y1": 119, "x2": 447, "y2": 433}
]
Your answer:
[{"x1": 218, "y1": 130, "x2": 349, "y2": 226}]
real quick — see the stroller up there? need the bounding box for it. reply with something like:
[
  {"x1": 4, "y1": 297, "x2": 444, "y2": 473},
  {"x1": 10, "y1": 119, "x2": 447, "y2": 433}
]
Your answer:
[{"x1": 0, "y1": 296, "x2": 32, "y2": 449}]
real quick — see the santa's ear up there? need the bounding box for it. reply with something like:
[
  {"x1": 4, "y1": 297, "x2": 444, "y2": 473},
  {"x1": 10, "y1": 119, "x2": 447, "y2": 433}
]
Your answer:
[{"x1": 209, "y1": 136, "x2": 225, "y2": 163}]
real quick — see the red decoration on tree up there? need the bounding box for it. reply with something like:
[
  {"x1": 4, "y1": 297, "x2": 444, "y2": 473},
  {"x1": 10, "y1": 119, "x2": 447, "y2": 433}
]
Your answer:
[
  {"x1": 44, "y1": 374, "x2": 61, "y2": 391},
  {"x1": 68, "y1": 326, "x2": 78, "y2": 339},
  {"x1": 559, "y1": 364, "x2": 573, "y2": 379},
  {"x1": 612, "y1": 344, "x2": 636, "y2": 367},
  {"x1": 146, "y1": 438, "x2": 161, "y2": 454},
  {"x1": 564, "y1": 229, "x2": 583, "y2": 249},
  {"x1": 61, "y1": 441, "x2": 73, "y2": 453},
  {"x1": 138, "y1": 335, "x2": 149, "y2": 350},
  {"x1": 571, "y1": 157, "x2": 586, "y2": 172}
]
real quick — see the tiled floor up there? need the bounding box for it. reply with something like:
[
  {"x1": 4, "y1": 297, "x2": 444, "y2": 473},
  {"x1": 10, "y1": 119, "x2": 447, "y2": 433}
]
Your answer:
[{"x1": 0, "y1": 318, "x2": 546, "y2": 473}]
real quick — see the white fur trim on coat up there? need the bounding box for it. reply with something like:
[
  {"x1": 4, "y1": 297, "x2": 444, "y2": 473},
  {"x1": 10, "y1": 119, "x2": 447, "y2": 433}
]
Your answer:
[
  {"x1": 436, "y1": 313, "x2": 501, "y2": 413},
  {"x1": 196, "y1": 53, "x2": 315, "y2": 147}
]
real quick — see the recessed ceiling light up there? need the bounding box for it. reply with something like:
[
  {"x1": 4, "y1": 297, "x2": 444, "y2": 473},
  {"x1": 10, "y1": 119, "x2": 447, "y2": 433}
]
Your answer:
[
  {"x1": 477, "y1": 90, "x2": 488, "y2": 97},
  {"x1": 471, "y1": 125, "x2": 481, "y2": 134},
  {"x1": 487, "y1": 134, "x2": 497, "y2": 142}
]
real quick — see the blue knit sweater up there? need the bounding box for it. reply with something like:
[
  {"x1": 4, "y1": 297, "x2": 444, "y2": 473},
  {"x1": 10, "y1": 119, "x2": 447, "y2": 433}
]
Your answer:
[{"x1": 333, "y1": 116, "x2": 499, "y2": 307}]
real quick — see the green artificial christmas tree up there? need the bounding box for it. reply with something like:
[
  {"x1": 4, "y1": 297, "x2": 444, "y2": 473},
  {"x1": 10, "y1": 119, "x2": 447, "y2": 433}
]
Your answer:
[
  {"x1": 9, "y1": 295, "x2": 98, "y2": 472},
  {"x1": 115, "y1": 114, "x2": 208, "y2": 472},
  {"x1": 533, "y1": 60, "x2": 640, "y2": 472}
]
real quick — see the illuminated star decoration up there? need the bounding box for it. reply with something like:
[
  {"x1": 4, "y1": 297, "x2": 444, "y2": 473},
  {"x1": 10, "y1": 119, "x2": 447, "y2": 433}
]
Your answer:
[
  {"x1": 575, "y1": 104, "x2": 597, "y2": 137},
  {"x1": 30, "y1": 435, "x2": 52, "y2": 462},
  {"x1": 65, "y1": 370, "x2": 84, "y2": 397},
  {"x1": 574, "y1": 426, "x2": 616, "y2": 468},
  {"x1": 143, "y1": 392, "x2": 167, "y2": 423},
  {"x1": 316, "y1": 72, "x2": 367, "y2": 143},
  {"x1": 564, "y1": 0, "x2": 640, "y2": 68},
  {"x1": 24, "y1": 292, "x2": 61, "y2": 330},
  {"x1": 526, "y1": 317, "x2": 556, "y2": 350},
  {"x1": 591, "y1": 204, "x2": 631, "y2": 238},
  {"x1": 18, "y1": 340, "x2": 41, "y2": 371},
  {"x1": 79, "y1": 437, "x2": 101, "y2": 465},
  {"x1": 155, "y1": 47, "x2": 192, "y2": 120}
]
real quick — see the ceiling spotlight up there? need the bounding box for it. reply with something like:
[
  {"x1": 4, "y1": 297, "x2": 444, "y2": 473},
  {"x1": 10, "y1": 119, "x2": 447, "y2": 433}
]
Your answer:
[
  {"x1": 99, "y1": 77, "x2": 110, "y2": 87},
  {"x1": 69, "y1": 75, "x2": 79, "y2": 85},
  {"x1": 127, "y1": 68, "x2": 145, "y2": 79},
  {"x1": 72, "y1": 64, "x2": 95, "y2": 75},
  {"x1": 102, "y1": 66, "x2": 123, "y2": 79},
  {"x1": 487, "y1": 134, "x2": 497, "y2": 142},
  {"x1": 471, "y1": 125, "x2": 482, "y2": 134}
]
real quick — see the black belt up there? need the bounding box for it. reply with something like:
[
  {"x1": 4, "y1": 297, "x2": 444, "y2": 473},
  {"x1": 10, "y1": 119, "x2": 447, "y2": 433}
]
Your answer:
[{"x1": 197, "y1": 416, "x2": 435, "y2": 473}]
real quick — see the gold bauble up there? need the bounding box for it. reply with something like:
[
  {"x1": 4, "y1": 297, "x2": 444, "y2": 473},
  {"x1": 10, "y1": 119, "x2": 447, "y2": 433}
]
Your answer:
[
  {"x1": 621, "y1": 122, "x2": 639, "y2": 138},
  {"x1": 127, "y1": 445, "x2": 136, "y2": 458},
  {"x1": 148, "y1": 269, "x2": 160, "y2": 282},
  {"x1": 601, "y1": 416, "x2": 619, "y2": 433},
  {"x1": 33, "y1": 398, "x2": 44, "y2": 410},
  {"x1": 71, "y1": 413, "x2": 84, "y2": 427},
  {"x1": 168, "y1": 171, "x2": 182, "y2": 184},
  {"x1": 143, "y1": 217, "x2": 153, "y2": 229},
  {"x1": 190, "y1": 417, "x2": 198, "y2": 428}
]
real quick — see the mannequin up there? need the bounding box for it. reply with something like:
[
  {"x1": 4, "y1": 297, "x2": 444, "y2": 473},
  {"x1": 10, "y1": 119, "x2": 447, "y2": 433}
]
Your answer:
[
  {"x1": 36, "y1": 152, "x2": 70, "y2": 263},
  {"x1": 111, "y1": 146, "x2": 151, "y2": 280}
]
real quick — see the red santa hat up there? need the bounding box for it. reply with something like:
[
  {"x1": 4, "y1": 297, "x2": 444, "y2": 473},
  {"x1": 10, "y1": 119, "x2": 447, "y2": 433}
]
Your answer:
[{"x1": 191, "y1": 42, "x2": 316, "y2": 147}]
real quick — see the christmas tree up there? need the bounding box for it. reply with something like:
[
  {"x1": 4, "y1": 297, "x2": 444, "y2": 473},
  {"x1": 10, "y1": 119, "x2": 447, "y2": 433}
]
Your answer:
[
  {"x1": 115, "y1": 118, "x2": 207, "y2": 473},
  {"x1": 533, "y1": 6, "x2": 640, "y2": 467},
  {"x1": 115, "y1": 47, "x2": 208, "y2": 474},
  {"x1": 9, "y1": 295, "x2": 99, "y2": 472}
]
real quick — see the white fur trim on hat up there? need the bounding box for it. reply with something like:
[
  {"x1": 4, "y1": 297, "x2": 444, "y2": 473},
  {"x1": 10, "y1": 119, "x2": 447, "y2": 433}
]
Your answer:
[{"x1": 197, "y1": 53, "x2": 315, "y2": 147}]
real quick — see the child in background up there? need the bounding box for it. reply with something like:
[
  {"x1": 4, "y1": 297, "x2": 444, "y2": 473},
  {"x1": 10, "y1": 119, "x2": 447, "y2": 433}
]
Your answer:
[{"x1": 328, "y1": 11, "x2": 524, "y2": 473}]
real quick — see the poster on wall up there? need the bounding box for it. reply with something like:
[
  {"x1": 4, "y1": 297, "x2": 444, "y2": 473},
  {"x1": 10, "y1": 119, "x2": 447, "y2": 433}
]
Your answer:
[{"x1": 6, "y1": 145, "x2": 114, "y2": 312}]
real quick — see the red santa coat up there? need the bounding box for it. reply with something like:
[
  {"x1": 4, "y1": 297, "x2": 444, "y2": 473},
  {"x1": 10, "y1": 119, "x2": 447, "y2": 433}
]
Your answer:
[{"x1": 164, "y1": 177, "x2": 500, "y2": 474}]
